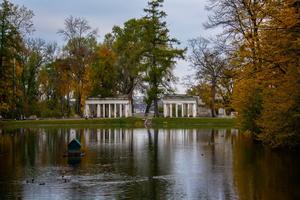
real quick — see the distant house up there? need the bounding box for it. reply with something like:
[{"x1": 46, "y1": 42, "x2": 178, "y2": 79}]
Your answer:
[{"x1": 68, "y1": 139, "x2": 81, "y2": 154}]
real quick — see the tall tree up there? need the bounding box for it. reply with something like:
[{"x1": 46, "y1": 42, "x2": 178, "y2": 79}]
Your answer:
[
  {"x1": 142, "y1": 0, "x2": 185, "y2": 117},
  {"x1": 255, "y1": 0, "x2": 300, "y2": 147},
  {"x1": 0, "y1": 0, "x2": 33, "y2": 118},
  {"x1": 205, "y1": 0, "x2": 268, "y2": 130},
  {"x1": 58, "y1": 16, "x2": 97, "y2": 115},
  {"x1": 188, "y1": 37, "x2": 227, "y2": 117},
  {"x1": 112, "y1": 18, "x2": 146, "y2": 111},
  {"x1": 18, "y1": 38, "x2": 56, "y2": 117}
]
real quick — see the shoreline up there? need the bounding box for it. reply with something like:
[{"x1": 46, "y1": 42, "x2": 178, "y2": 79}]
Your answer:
[{"x1": 0, "y1": 117, "x2": 235, "y2": 128}]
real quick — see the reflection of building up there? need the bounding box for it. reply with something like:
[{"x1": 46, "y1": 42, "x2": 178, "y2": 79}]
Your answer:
[{"x1": 84, "y1": 97, "x2": 132, "y2": 118}]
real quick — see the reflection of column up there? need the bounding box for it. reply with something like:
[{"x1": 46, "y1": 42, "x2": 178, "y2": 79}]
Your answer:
[
  {"x1": 163, "y1": 103, "x2": 167, "y2": 117},
  {"x1": 114, "y1": 103, "x2": 117, "y2": 118},
  {"x1": 170, "y1": 104, "x2": 173, "y2": 117},
  {"x1": 97, "y1": 104, "x2": 100, "y2": 117},
  {"x1": 108, "y1": 104, "x2": 111, "y2": 118},
  {"x1": 119, "y1": 104, "x2": 122, "y2": 118},
  {"x1": 181, "y1": 104, "x2": 184, "y2": 117},
  {"x1": 187, "y1": 104, "x2": 190, "y2": 117},
  {"x1": 103, "y1": 104, "x2": 106, "y2": 118}
]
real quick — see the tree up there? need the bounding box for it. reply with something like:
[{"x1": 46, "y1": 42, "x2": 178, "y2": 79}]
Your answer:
[
  {"x1": 205, "y1": 0, "x2": 269, "y2": 130},
  {"x1": 112, "y1": 18, "x2": 146, "y2": 112},
  {"x1": 18, "y1": 38, "x2": 56, "y2": 117},
  {"x1": 205, "y1": 0, "x2": 300, "y2": 147},
  {"x1": 255, "y1": 0, "x2": 300, "y2": 148},
  {"x1": 90, "y1": 34, "x2": 118, "y2": 98},
  {"x1": 0, "y1": 0, "x2": 34, "y2": 118},
  {"x1": 58, "y1": 16, "x2": 97, "y2": 115},
  {"x1": 188, "y1": 37, "x2": 227, "y2": 117},
  {"x1": 142, "y1": 0, "x2": 185, "y2": 117}
]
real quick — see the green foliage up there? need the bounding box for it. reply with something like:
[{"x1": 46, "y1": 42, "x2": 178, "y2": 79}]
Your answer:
[
  {"x1": 112, "y1": 18, "x2": 145, "y2": 97},
  {"x1": 142, "y1": 0, "x2": 185, "y2": 117},
  {"x1": 233, "y1": 82, "x2": 263, "y2": 133},
  {"x1": 90, "y1": 40, "x2": 118, "y2": 97},
  {"x1": 0, "y1": 0, "x2": 33, "y2": 118}
]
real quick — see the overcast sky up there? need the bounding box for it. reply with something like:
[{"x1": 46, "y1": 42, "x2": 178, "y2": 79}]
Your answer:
[{"x1": 11, "y1": 0, "x2": 218, "y2": 93}]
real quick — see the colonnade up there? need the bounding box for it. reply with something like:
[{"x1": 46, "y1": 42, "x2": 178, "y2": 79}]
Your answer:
[
  {"x1": 163, "y1": 103, "x2": 197, "y2": 117},
  {"x1": 84, "y1": 102, "x2": 132, "y2": 118}
]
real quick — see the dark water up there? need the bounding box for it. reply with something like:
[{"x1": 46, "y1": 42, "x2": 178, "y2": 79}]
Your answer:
[{"x1": 0, "y1": 127, "x2": 299, "y2": 200}]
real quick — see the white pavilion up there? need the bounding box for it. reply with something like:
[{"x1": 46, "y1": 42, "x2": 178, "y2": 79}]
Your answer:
[
  {"x1": 84, "y1": 97, "x2": 132, "y2": 118},
  {"x1": 162, "y1": 95, "x2": 199, "y2": 118}
]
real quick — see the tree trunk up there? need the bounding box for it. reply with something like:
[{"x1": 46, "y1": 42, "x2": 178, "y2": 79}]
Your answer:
[
  {"x1": 127, "y1": 88, "x2": 134, "y2": 114},
  {"x1": 211, "y1": 80, "x2": 216, "y2": 117},
  {"x1": 145, "y1": 100, "x2": 152, "y2": 116},
  {"x1": 77, "y1": 95, "x2": 82, "y2": 116},
  {"x1": 153, "y1": 97, "x2": 159, "y2": 117},
  {"x1": 67, "y1": 93, "x2": 70, "y2": 116}
]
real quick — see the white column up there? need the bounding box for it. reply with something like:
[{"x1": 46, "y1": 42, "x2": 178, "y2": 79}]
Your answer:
[
  {"x1": 100, "y1": 104, "x2": 102, "y2": 117},
  {"x1": 187, "y1": 104, "x2": 190, "y2": 117},
  {"x1": 181, "y1": 104, "x2": 184, "y2": 117},
  {"x1": 175, "y1": 104, "x2": 178, "y2": 118},
  {"x1": 129, "y1": 103, "x2": 132, "y2": 117},
  {"x1": 108, "y1": 104, "x2": 111, "y2": 118},
  {"x1": 114, "y1": 103, "x2": 117, "y2": 118},
  {"x1": 170, "y1": 104, "x2": 172, "y2": 118},
  {"x1": 103, "y1": 104, "x2": 106, "y2": 118},
  {"x1": 125, "y1": 104, "x2": 128, "y2": 117},
  {"x1": 97, "y1": 104, "x2": 100, "y2": 118},
  {"x1": 163, "y1": 103, "x2": 167, "y2": 117},
  {"x1": 193, "y1": 103, "x2": 197, "y2": 117},
  {"x1": 85, "y1": 104, "x2": 90, "y2": 117},
  {"x1": 119, "y1": 104, "x2": 123, "y2": 118}
]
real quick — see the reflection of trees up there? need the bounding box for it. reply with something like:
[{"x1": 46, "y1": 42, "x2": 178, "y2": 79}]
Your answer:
[
  {"x1": 232, "y1": 134, "x2": 300, "y2": 200},
  {"x1": 4, "y1": 127, "x2": 298, "y2": 199},
  {"x1": 147, "y1": 128, "x2": 158, "y2": 199}
]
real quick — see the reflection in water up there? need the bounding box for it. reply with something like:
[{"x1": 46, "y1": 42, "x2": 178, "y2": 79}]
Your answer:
[{"x1": 0, "y1": 127, "x2": 299, "y2": 199}]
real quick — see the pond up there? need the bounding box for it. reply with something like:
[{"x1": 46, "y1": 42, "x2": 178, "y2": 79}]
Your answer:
[{"x1": 0, "y1": 127, "x2": 299, "y2": 200}]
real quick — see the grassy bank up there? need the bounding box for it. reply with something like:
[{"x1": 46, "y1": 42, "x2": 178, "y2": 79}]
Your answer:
[
  {"x1": 152, "y1": 117, "x2": 236, "y2": 128},
  {"x1": 0, "y1": 117, "x2": 235, "y2": 128}
]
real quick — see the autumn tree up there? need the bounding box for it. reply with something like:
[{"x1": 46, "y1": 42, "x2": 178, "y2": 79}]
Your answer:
[
  {"x1": 58, "y1": 16, "x2": 97, "y2": 115},
  {"x1": 205, "y1": 0, "x2": 300, "y2": 147},
  {"x1": 254, "y1": 0, "x2": 300, "y2": 147},
  {"x1": 205, "y1": 0, "x2": 269, "y2": 129},
  {"x1": 142, "y1": 0, "x2": 185, "y2": 117}
]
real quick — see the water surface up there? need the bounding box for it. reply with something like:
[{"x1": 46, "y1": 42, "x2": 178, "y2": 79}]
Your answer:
[{"x1": 0, "y1": 127, "x2": 299, "y2": 199}]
